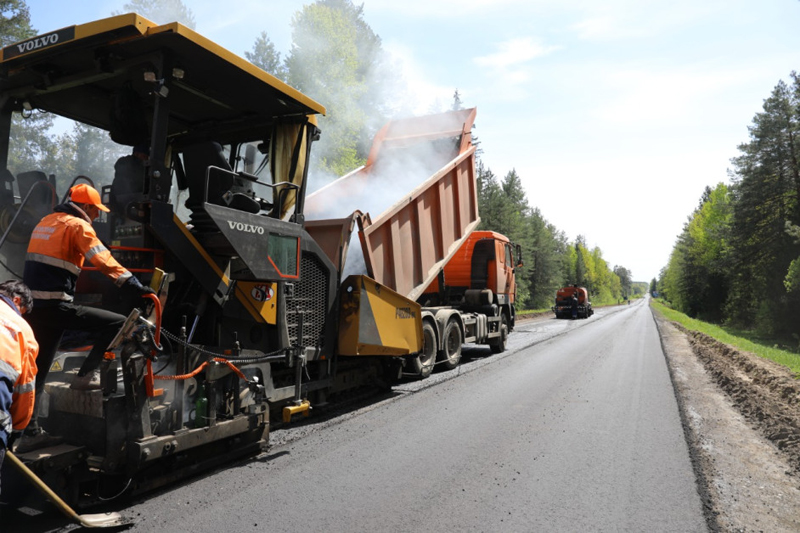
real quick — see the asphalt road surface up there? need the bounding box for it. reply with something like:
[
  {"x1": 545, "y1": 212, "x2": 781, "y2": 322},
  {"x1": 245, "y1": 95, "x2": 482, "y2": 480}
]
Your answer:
[
  {"x1": 7, "y1": 299, "x2": 707, "y2": 532},
  {"x1": 112, "y1": 299, "x2": 705, "y2": 532}
]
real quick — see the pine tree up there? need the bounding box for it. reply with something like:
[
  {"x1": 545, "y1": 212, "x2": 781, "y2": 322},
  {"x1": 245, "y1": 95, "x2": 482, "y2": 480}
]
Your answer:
[
  {"x1": 451, "y1": 89, "x2": 463, "y2": 111},
  {"x1": 245, "y1": 32, "x2": 287, "y2": 81},
  {"x1": 525, "y1": 209, "x2": 567, "y2": 308},
  {"x1": 0, "y1": 0, "x2": 33, "y2": 46},
  {"x1": 727, "y1": 76, "x2": 800, "y2": 334},
  {"x1": 71, "y1": 124, "x2": 128, "y2": 189},
  {"x1": 574, "y1": 236, "x2": 587, "y2": 288},
  {"x1": 0, "y1": 1, "x2": 61, "y2": 189}
]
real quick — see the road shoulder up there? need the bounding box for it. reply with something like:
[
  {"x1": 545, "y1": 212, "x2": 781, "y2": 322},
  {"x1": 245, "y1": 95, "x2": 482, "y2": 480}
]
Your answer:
[{"x1": 653, "y1": 311, "x2": 800, "y2": 532}]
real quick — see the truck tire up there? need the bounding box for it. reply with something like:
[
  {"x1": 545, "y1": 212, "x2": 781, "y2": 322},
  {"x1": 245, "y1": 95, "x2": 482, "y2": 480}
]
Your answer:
[
  {"x1": 490, "y1": 313, "x2": 508, "y2": 354},
  {"x1": 417, "y1": 321, "x2": 437, "y2": 378},
  {"x1": 439, "y1": 318, "x2": 462, "y2": 370}
]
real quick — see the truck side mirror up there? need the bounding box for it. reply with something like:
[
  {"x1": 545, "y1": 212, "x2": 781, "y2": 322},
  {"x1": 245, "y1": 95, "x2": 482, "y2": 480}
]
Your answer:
[{"x1": 515, "y1": 244, "x2": 524, "y2": 268}]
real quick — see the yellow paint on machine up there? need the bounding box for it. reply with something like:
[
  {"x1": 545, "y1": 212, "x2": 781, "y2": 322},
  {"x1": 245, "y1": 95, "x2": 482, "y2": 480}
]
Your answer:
[
  {"x1": 338, "y1": 275, "x2": 422, "y2": 356},
  {"x1": 0, "y1": 13, "x2": 326, "y2": 117}
]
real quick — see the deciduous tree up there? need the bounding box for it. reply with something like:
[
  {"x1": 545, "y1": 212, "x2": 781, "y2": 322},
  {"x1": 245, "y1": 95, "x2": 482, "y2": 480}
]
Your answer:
[{"x1": 285, "y1": 0, "x2": 400, "y2": 176}]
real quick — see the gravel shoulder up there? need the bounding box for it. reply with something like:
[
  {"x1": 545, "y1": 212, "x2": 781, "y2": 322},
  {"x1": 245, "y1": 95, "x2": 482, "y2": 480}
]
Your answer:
[{"x1": 653, "y1": 310, "x2": 800, "y2": 532}]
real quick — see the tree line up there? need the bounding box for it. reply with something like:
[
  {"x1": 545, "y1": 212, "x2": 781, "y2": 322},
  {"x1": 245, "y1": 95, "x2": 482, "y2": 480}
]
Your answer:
[
  {"x1": 658, "y1": 72, "x2": 800, "y2": 341},
  {"x1": 1, "y1": 0, "x2": 637, "y2": 310},
  {"x1": 476, "y1": 160, "x2": 639, "y2": 309}
]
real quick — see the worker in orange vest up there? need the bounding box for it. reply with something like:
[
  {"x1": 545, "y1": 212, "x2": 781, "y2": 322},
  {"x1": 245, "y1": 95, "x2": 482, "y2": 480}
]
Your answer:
[
  {"x1": 0, "y1": 280, "x2": 37, "y2": 490},
  {"x1": 15, "y1": 183, "x2": 153, "y2": 453}
]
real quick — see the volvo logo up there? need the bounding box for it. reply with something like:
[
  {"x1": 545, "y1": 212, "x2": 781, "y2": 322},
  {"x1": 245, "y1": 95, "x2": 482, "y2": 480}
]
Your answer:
[
  {"x1": 227, "y1": 220, "x2": 265, "y2": 234},
  {"x1": 16, "y1": 33, "x2": 60, "y2": 54},
  {"x1": 4, "y1": 27, "x2": 75, "y2": 59}
]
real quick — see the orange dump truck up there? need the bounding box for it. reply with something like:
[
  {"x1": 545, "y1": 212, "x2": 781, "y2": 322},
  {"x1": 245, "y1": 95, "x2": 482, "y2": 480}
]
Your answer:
[
  {"x1": 305, "y1": 108, "x2": 521, "y2": 378},
  {"x1": 553, "y1": 285, "x2": 593, "y2": 319}
]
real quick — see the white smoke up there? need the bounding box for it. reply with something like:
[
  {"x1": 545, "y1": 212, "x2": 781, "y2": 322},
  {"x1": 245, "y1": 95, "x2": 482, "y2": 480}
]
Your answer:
[{"x1": 306, "y1": 112, "x2": 466, "y2": 278}]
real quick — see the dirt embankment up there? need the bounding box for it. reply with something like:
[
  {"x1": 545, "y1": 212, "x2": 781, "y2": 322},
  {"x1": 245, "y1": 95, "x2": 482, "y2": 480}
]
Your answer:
[
  {"x1": 679, "y1": 324, "x2": 800, "y2": 474},
  {"x1": 656, "y1": 314, "x2": 800, "y2": 532}
]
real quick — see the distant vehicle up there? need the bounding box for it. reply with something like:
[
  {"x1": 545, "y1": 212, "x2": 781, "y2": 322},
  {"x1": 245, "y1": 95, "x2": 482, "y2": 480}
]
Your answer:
[{"x1": 553, "y1": 285, "x2": 593, "y2": 319}]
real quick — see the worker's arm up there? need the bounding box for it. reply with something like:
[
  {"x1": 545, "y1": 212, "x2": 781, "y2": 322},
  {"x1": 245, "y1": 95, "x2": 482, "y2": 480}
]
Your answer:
[
  {"x1": 73, "y1": 220, "x2": 132, "y2": 286},
  {"x1": 73, "y1": 220, "x2": 154, "y2": 297},
  {"x1": 10, "y1": 326, "x2": 36, "y2": 431}
]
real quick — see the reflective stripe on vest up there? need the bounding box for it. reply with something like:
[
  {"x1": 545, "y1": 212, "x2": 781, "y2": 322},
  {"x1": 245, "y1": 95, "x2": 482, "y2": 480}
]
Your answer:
[
  {"x1": 0, "y1": 409, "x2": 11, "y2": 433},
  {"x1": 0, "y1": 359, "x2": 20, "y2": 383},
  {"x1": 115, "y1": 271, "x2": 132, "y2": 287},
  {"x1": 14, "y1": 380, "x2": 34, "y2": 395},
  {"x1": 26, "y1": 252, "x2": 81, "y2": 275},
  {"x1": 84, "y1": 243, "x2": 109, "y2": 261},
  {"x1": 30, "y1": 290, "x2": 73, "y2": 302}
]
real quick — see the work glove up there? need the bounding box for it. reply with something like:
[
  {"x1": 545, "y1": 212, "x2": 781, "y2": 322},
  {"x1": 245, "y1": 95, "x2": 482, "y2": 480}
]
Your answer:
[{"x1": 122, "y1": 275, "x2": 156, "y2": 298}]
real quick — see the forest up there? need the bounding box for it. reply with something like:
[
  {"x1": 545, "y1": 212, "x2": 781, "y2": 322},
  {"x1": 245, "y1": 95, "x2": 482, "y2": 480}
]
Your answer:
[
  {"x1": 0, "y1": 0, "x2": 640, "y2": 311},
  {"x1": 658, "y1": 72, "x2": 800, "y2": 342}
]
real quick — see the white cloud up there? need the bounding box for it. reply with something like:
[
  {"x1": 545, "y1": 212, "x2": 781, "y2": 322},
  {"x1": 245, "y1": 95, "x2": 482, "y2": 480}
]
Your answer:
[
  {"x1": 471, "y1": 36, "x2": 559, "y2": 102},
  {"x1": 474, "y1": 37, "x2": 559, "y2": 69},
  {"x1": 571, "y1": 16, "x2": 621, "y2": 41}
]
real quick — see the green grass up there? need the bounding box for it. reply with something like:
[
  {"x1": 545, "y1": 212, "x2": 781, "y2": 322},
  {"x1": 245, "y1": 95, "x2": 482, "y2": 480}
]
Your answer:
[
  {"x1": 651, "y1": 299, "x2": 800, "y2": 375},
  {"x1": 518, "y1": 308, "x2": 552, "y2": 316}
]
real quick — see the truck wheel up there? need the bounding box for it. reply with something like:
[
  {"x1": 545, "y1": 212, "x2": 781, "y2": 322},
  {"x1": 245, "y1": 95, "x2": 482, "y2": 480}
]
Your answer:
[
  {"x1": 490, "y1": 313, "x2": 508, "y2": 354},
  {"x1": 417, "y1": 321, "x2": 437, "y2": 378},
  {"x1": 439, "y1": 319, "x2": 462, "y2": 370}
]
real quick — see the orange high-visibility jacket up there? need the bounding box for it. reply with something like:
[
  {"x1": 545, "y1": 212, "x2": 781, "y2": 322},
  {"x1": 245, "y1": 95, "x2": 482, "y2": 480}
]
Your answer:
[
  {"x1": 0, "y1": 297, "x2": 38, "y2": 444},
  {"x1": 23, "y1": 206, "x2": 132, "y2": 303}
]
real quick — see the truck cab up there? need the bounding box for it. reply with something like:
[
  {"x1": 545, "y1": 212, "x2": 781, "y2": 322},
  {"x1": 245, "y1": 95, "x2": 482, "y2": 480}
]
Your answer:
[{"x1": 423, "y1": 230, "x2": 519, "y2": 316}]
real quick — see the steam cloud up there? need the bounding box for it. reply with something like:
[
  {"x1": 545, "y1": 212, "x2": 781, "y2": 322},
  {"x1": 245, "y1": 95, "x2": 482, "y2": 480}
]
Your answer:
[{"x1": 306, "y1": 111, "x2": 466, "y2": 278}]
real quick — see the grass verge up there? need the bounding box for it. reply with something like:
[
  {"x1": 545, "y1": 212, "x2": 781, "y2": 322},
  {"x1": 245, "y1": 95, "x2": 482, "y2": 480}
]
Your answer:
[
  {"x1": 651, "y1": 299, "x2": 800, "y2": 375},
  {"x1": 518, "y1": 308, "x2": 551, "y2": 316}
]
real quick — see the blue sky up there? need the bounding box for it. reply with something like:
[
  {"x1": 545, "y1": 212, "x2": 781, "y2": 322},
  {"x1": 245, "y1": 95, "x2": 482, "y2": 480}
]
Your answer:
[{"x1": 25, "y1": 0, "x2": 800, "y2": 282}]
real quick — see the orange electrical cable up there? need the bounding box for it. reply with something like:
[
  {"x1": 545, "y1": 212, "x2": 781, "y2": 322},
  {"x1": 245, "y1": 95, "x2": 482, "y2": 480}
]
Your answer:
[
  {"x1": 141, "y1": 292, "x2": 162, "y2": 346},
  {"x1": 141, "y1": 293, "x2": 164, "y2": 397},
  {"x1": 153, "y1": 358, "x2": 247, "y2": 382},
  {"x1": 137, "y1": 293, "x2": 248, "y2": 384},
  {"x1": 154, "y1": 361, "x2": 209, "y2": 381}
]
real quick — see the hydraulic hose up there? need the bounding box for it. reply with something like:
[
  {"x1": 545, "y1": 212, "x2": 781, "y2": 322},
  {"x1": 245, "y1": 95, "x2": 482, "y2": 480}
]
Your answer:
[{"x1": 141, "y1": 292, "x2": 162, "y2": 349}]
